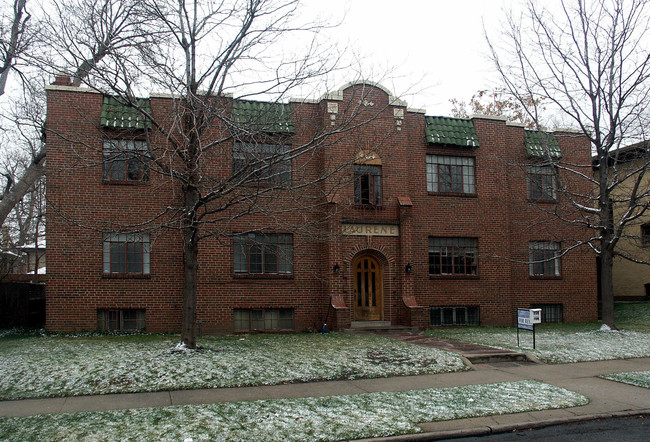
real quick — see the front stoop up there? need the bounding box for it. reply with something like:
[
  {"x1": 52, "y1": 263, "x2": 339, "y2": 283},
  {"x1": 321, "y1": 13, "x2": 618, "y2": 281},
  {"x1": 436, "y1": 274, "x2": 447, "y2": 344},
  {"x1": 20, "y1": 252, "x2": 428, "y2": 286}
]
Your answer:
[{"x1": 344, "y1": 321, "x2": 421, "y2": 334}]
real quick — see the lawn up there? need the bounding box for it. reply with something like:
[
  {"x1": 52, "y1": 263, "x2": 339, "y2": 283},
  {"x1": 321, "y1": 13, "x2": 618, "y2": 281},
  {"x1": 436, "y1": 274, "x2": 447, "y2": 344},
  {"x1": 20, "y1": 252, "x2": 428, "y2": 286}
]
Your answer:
[
  {"x1": 0, "y1": 380, "x2": 588, "y2": 442},
  {"x1": 601, "y1": 371, "x2": 650, "y2": 389},
  {"x1": 426, "y1": 303, "x2": 650, "y2": 364},
  {"x1": 0, "y1": 332, "x2": 467, "y2": 400}
]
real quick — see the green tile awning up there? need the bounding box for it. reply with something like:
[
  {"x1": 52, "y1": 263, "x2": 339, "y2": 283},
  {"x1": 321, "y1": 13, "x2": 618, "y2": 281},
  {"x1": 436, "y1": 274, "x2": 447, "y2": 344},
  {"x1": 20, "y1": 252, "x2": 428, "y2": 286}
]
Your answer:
[
  {"x1": 525, "y1": 131, "x2": 561, "y2": 158},
  {"x1": 425, "y1": 116, "x2": 479, "y2": 147},
  {"x1": 232, "y1": 100, "x2": 294, "y2": 134},
  {"x1": 100, "y1": 96, "x2": 152, "y2": 129}
]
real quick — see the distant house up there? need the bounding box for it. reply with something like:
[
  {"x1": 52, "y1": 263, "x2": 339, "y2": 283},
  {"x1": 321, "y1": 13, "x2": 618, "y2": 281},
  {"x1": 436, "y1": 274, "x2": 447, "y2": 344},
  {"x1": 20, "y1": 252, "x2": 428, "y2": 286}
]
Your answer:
[
  {"x1": 600, "y1": 141, "x2": 650, "y2": 301},
  {"x1": 45, "y1": 77, "x2": 598, "y2": 333}
]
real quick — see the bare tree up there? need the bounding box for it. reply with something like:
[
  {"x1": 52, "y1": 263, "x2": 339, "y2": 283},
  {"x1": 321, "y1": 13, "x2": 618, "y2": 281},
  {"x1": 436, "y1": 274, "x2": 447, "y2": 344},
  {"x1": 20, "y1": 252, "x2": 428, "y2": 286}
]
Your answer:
[
  {"x1": 450, "y1": 88, "x2": 546, "y2": 129},
  {"x1": 488, "y1": 0, "x2": 650, "y2": 328},
  {"x1": 45, "y1": 0, "x2": 400, "y2": 348},
  {"x1": 0, "y1": 0, "x2": 153, "y2": 244}
]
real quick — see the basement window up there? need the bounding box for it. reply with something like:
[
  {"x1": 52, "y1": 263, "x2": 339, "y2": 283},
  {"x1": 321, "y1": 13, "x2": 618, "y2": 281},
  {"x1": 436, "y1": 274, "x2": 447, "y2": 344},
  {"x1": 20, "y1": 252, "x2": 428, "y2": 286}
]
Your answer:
[
  {"x1": 234, "y1": 308, "x2": 294, "y2": 331},
  {"x1": 530, "y1": 304, "x2": 563, "y2": 323},
  {"x1": 97, "y1": 309, "x2": 146, "y2": 331},
  {"x1": 430, "y1": 306, "x2": 480, "y2": 326}
]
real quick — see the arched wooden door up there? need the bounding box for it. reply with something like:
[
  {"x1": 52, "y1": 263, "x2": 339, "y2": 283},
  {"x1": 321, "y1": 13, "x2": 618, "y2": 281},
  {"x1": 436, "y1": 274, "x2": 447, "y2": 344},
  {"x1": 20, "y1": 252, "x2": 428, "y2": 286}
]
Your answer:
[{"x1": 353, "y1": 255, "x2": 383, "y2": 321}]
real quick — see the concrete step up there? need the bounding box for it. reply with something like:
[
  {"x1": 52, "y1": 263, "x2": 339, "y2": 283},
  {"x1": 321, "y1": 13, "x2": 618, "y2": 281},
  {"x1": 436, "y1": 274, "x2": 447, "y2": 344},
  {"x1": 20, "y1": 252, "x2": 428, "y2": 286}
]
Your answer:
[
  {"x1": 349, "y1": 321, "x2": 391, "y2": 328},
  {"x1": 464, "y1": 352, "x2": 531, "y2": 364},
  {"x1": 344, "y1": 322, "x2": 421, "y2": 334}
]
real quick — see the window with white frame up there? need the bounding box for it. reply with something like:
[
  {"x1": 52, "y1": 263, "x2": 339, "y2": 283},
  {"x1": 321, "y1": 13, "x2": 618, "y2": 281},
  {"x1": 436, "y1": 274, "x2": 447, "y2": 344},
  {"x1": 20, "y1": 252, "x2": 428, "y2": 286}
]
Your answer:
[
  {"x1": 232, "y1": 142, "x2": 291, "y2": 185},
  {"x1": 529, "y1": 241, "x2": 561, "y2": 276},
  {"x1": 103, "y1": 233, "x2": 150, "y2": 275},
  {"x1": 103, "y1": 139, "x2": 149, "y2": 182},
  {"x1": 527, "y1": 165, "x2": 557, "y2": 200},
  {"x1": 426, "y1": 155, "x2": 475, "y2": 194},
  {"x1": 233, "y1": 233, "x2": 293, "y2": 275}
]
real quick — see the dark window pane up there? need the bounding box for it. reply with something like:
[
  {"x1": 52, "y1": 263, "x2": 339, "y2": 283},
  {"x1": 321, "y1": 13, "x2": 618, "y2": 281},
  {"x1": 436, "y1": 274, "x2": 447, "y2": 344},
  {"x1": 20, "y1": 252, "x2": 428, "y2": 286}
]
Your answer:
[
  {"x1": 439, "y1": 165, "x2": 452, "y2": 192},
  {"x1": 249, "y1": 245, "x2": 263, "y2": 273},
  {"x1": 451, "y1": 165, "x2": 463, "y2": 192},
  {"x1": 251, "y1": 310, "x2": 264, "y2": 330},
  {"x1": 126, "y1": 243, "x2": 143, "y2": 273},
  {"x1": 111, "y1": 242, "x2": 126, "y2": 273}
]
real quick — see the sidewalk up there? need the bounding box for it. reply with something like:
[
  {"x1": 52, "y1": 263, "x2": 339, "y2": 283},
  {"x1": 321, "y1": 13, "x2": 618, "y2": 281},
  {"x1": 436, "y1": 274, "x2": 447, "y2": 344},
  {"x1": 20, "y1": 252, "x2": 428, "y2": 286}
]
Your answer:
[{"x1": 1, "y1": 349, "x2": 648, "y2": 440}]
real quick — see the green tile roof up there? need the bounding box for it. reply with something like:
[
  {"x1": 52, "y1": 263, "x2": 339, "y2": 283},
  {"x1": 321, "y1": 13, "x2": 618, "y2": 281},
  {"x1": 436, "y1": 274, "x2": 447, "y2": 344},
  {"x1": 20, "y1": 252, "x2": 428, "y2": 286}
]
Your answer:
[
  {"x1": 232, "y1": 100, "x2": 294, "y2": 134},
  {"x1": 100, "y1": 96, "x2": 151, "y2": 129},
  {"x1": 425, "y1": 116, "x2": 479, "y2": 147},
  {"x1": 525, "y1": 131, "x2": 561, "y2": 158}
]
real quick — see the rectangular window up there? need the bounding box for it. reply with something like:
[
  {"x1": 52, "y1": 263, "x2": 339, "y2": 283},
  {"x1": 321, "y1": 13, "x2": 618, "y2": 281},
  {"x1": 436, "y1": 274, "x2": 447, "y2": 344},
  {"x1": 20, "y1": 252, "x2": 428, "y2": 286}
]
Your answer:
[
  {"x1": 234, "y1": 308, "x2": 294, "y2": 331},
  {"x1": 97, "y1": 309, "x2": 145, "y2": 331},
  {"x1": 429, "y1": 237, "x2": 478, "y2": 276},
  {"x1": 233, "y1": 142, "x2": 291, "y2": 185},
  {"x1": 527, "y1": 165, "x2": 556, "y2": 200},
  {"x1": 426, "y1": 155, "x2": 475, "y2": 194},
  {"x1": 430, "y1": 306, "x2": 480, "y2": 326},
  {"x1": 233, "y1": 233, "x2": 293, "y2": 275},
  {"x1": 103, "y1": 140, "x2": 149, "y2": 182},
  {"x1": 641, "y1": 224, "x2": 650, "y2": 247},
  {"x1": 529, "y1": 241, "x2": 561, "y2": 276},
  {"x1": 354, "y1": 165, "x2": 382, "y2": 205},
  {"x1": 530, "y1": 304, "x2": 563, "y2": 323},
  {"x1": 103, "y1": 233, "x2": 150, "y2": 275}
]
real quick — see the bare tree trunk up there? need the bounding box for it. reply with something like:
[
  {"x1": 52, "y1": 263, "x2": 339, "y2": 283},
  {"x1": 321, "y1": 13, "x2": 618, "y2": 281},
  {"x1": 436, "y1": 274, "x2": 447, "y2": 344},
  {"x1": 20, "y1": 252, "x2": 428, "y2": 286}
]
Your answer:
[
  {"x1": 180, "y1": 184, "x2": 199, "y2": 348},
  {"x1": 0, "y1": 147, "x2": 45, "y2": 228},
  {"x1": 600, "y1": 240, "x2": 616, "y2": 328}
]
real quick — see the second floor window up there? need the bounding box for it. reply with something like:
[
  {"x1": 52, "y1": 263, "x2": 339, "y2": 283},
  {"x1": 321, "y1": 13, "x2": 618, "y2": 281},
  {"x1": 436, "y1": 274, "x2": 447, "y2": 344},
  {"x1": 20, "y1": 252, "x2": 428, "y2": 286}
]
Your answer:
[
  {"x1": 527, "y1": 165, "x2": 557, "y2": 201},
  {"x1": 354, "y1": 165, "x2": 382, "y2": 205},
  {"x1": 233, "y1": 233, "x2": 293, "y2": 275},
  {"x1": 103, "y1": 233, "x2": 150, "y2": 275},
  {"x1": 427, "y1": 155, "x2": 475, "y2": 194},
  {"x1": 103, "y1": 140, "x2": 149, "y2": 182},
  {"x1": 233, "y1": 142, "x2": 291, "y2": 185},
  {"x1": 429, "y1": 237, "x2": 478, "y2": 276}
]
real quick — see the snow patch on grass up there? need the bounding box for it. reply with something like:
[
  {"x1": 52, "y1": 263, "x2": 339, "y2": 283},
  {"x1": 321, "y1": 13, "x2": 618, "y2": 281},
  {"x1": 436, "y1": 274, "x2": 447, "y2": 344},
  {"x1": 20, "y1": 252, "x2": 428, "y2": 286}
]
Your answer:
[
  {"x1": 601, "y1": 371, "x2": 650, "y2": 389},
  {"x1": 427, "y1": 325, "x2": 650, "y2": 363},
  {"x1": 0, "y1": 333, "x2": 467, "y2": 400},
  {"x1": 0, "y1": 380, "x2": 588, "y2": 441}
]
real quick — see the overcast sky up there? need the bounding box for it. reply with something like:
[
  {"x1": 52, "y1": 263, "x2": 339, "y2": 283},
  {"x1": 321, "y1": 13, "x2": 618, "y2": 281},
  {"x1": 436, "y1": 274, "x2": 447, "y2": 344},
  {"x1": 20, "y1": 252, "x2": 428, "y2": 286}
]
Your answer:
[{"x1": 302, "y1": 0, "x2": 518, "y2": 116}]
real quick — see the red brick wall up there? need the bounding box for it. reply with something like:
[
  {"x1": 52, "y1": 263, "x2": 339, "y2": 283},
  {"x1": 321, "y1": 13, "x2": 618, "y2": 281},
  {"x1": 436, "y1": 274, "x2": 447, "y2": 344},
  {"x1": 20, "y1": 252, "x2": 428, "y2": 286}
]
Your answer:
[{"x1": 45, "y1": 81, "x2": 598, "y2": 332}]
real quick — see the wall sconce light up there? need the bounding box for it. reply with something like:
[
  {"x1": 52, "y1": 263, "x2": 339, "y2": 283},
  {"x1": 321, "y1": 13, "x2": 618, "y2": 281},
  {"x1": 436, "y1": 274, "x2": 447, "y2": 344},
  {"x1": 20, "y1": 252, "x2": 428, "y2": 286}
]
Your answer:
[
  {"x1": 333, "y1": 263, "x2": 341, "y2": 274},
  {"x1": 405, "y1": 263, "x2": 413, "y2": 274}
]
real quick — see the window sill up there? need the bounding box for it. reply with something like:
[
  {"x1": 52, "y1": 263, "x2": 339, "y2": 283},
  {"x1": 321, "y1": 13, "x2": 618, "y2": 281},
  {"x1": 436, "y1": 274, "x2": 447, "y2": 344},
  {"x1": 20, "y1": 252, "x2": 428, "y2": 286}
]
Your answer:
[
  {"x1": 528, "y1": 198, "x2": 557, "y2": 204},
  {"x1": 428, "y1": 192, "x2": 477, "y2": 198},
  {"x1": 353, "y1": 204, "x2": 384, "y2": 209},
  {"x1": 234, "y1": 273, "x2": 294, "y2": 280},
  {"x1": 529, "y1": 275, "x2": 562, "y2": 280},
  {"x1": 429, "y1": 274, "x2": 479, "y2": 280},
  {"x1": 102, "y1": 273, "x2": 151, "y2": 279},
  {"x1": 102, "y1": 179, "x2": 149, "y2": 186}
]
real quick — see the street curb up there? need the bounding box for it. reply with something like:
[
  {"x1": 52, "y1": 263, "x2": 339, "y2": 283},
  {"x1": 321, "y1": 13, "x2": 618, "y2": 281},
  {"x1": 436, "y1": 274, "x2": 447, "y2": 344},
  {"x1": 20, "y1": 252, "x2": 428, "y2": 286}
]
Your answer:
[{"x1": 357, "y1": 410, "x2": 650, "y2": 441}]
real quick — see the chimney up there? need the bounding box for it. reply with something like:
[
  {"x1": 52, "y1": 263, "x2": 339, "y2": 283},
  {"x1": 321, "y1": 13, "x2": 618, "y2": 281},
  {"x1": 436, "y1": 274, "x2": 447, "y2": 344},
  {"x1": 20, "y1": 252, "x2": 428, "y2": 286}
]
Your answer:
[{"x1": 52, "y1": 72, "x2": 73, "y2": 86}]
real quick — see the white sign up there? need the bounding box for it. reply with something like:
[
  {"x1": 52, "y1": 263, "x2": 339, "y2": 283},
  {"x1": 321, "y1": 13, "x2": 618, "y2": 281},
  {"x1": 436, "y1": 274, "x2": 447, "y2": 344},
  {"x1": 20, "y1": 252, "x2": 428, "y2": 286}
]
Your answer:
[
  {"x1": 342, "y1": 224, "x2": 399, "y2": 237},
  {"x1": 517, "y1": 308, "x2": 542, "y2": 330}
]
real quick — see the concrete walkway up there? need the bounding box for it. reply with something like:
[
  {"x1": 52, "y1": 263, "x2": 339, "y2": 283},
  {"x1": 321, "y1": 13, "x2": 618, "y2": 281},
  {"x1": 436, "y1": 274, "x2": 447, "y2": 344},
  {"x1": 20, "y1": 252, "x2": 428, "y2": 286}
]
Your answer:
[{"x1": 0, "y1": 348, "x2": 648, "y2": 441}]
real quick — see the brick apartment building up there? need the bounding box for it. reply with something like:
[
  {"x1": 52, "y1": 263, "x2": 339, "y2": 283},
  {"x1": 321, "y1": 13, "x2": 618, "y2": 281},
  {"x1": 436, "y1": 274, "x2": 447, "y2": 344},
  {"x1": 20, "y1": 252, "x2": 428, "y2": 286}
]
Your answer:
[{"x1": 45, "y1": 78, "x2": 598, "y2": 333}]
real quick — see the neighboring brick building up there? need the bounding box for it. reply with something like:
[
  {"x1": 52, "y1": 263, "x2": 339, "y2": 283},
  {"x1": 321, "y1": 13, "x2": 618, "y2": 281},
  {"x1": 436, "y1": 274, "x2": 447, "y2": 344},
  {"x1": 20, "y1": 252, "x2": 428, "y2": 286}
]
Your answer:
[{"x1": 45, "y1": 78, "x2": 598, "y2": 333}]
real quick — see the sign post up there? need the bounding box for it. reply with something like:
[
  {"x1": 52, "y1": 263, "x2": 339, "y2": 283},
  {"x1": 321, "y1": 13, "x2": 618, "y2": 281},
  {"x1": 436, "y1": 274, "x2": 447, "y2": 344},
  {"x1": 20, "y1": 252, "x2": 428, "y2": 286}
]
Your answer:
[{"x1": 517, "y1": 308, "x2": 542, "y2": 349}]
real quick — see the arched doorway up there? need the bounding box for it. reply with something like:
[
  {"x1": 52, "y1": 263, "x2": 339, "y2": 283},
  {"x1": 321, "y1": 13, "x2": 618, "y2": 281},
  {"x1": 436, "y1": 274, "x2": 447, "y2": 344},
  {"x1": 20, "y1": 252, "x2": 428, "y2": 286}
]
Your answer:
[{"x1": 352, "y1": 254, "x2": 383, "y2": 321}]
